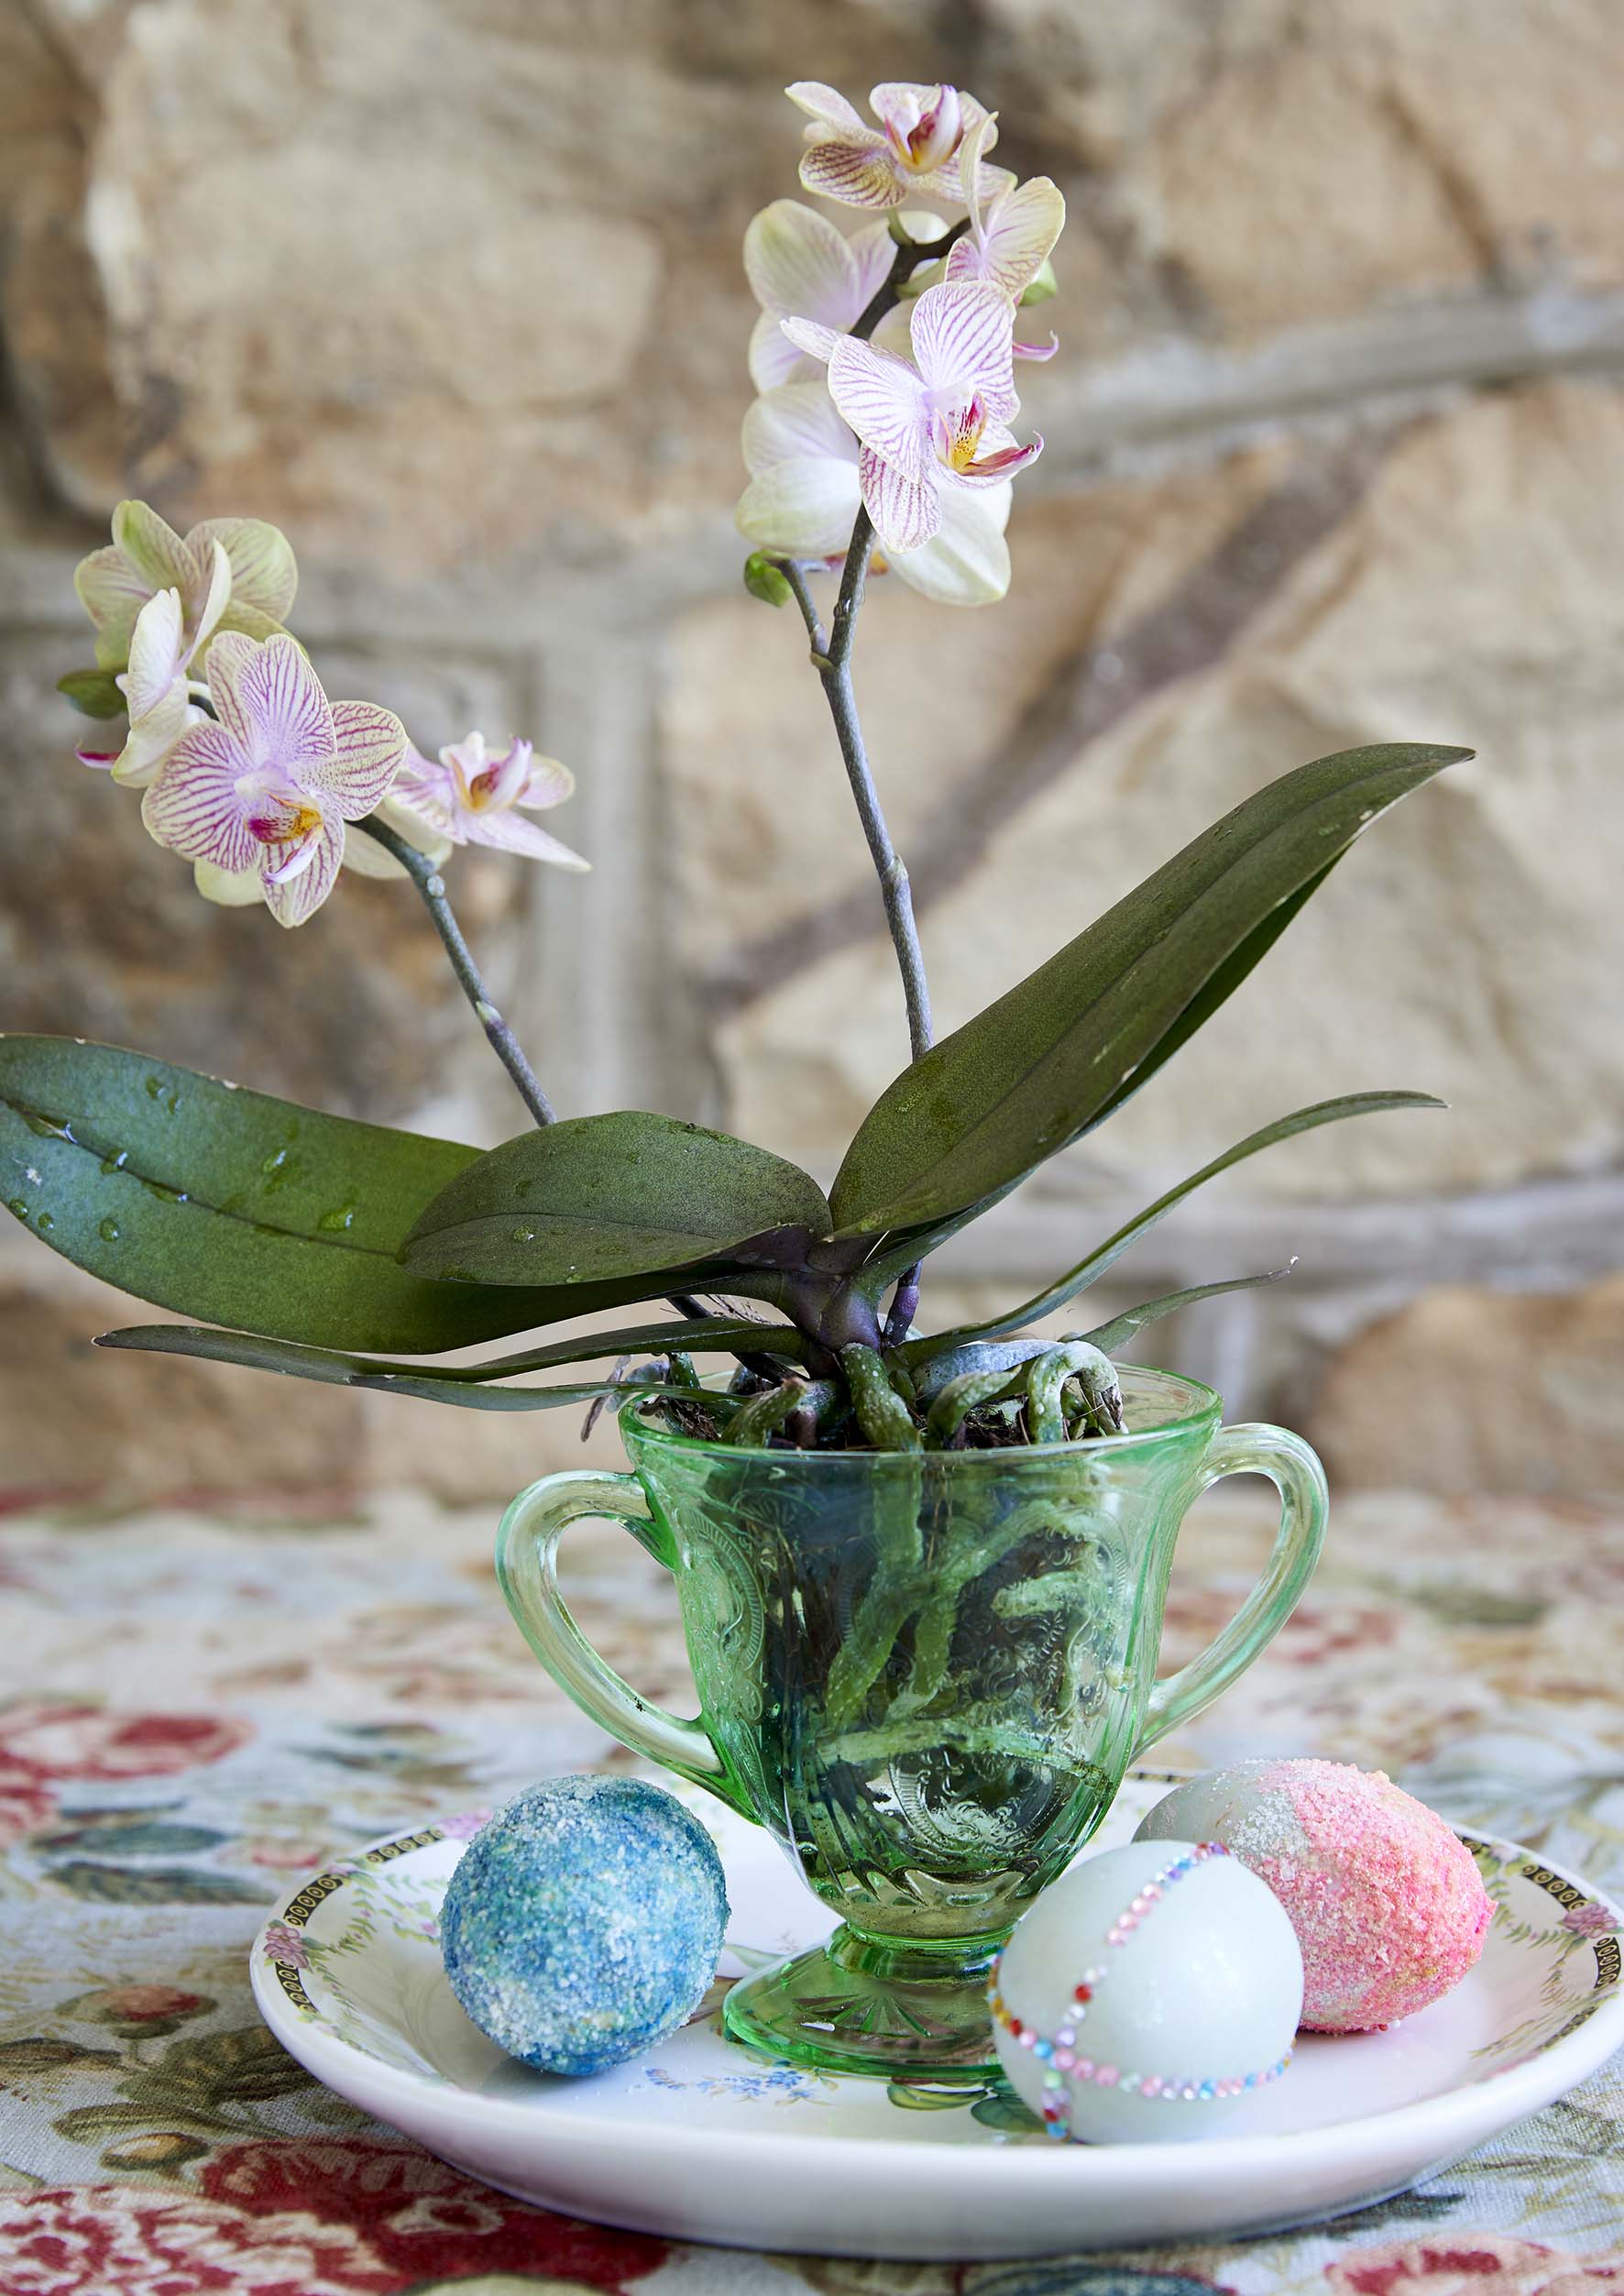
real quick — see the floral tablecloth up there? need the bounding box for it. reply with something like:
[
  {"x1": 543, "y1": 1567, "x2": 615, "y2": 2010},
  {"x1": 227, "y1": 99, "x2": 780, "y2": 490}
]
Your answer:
[{"x1": 2, "y1": 1479, "x2": 1622, "y2": 2296}]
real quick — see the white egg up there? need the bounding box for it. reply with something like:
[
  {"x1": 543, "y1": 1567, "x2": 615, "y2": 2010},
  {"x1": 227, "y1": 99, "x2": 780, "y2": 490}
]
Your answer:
[{"x1": 989, "y1": 1839, "x2": 1303, "y2": 2144}]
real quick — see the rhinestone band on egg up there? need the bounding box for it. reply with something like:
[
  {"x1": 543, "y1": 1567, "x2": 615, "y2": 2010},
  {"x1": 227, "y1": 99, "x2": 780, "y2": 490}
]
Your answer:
[{"x1": 988, "y1": 1840, "x2": 1294, "y2": 2142}]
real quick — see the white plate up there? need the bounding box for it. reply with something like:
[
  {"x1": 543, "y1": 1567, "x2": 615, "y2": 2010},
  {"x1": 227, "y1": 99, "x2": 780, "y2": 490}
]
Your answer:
[{"x1": 252, "y1": 1773, "x2": 1624, "y2": 2259}]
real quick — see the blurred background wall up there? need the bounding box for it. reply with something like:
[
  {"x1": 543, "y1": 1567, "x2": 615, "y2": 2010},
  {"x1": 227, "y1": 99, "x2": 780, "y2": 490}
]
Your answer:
[{"x1": 1, "y1": 0, "x2": 1620, "y2": 1511}]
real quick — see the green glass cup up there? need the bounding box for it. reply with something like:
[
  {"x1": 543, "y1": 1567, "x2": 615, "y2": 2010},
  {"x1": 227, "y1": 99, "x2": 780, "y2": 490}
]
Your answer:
[{"x1": 497, "y1": 1365, "x2": 1326, "y2": 2082}]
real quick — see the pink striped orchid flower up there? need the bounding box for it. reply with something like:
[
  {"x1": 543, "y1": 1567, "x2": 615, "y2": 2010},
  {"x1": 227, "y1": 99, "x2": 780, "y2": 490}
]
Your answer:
[
  {"x1": 368, "y1": 733, "x2": 587, "y2": 872},
  {"x1": 736, "y1": 381, "x2": 1013, "y2": 607},
  {"x1": 784, "y1": 280, "x2": 1041, "y2": 557},
  {"x1": 787, "y1": 81, "x2": 1008, "y2": 211},
  {"x1": 140, "y1": 632, "x2": 406, "y2": 928}
]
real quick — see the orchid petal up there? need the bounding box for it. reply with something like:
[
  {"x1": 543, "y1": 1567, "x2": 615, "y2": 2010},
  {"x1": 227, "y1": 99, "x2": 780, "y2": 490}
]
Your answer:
[
  {"x1": 121, "y1": 589, "x2": 186, "y2": 721},
  {"x1": 476, "y1": 737, "x2": 534, "y2": 811},
  {"x1": 798, "y1": 139, "x2": 905, "y2": 208},
  {"x1": 231, "y1": 632, "x2": 337, "y2": 777},
  {"x1": 868, "y1": 82, "x2": 936, "y2": 137},
  {"x1": 111, "y1": 500, "x2": 195, "y2": 598},
  {"x1": 1014, "y1": 331, "x2": 1059, "y2": 361},
  {"x1": 780, "y1": 317, "x2": 843, "y2": 366},
  {"x1": 192, "y1": 541, "x2": 233, "y2": 659},
  {"x1": 859, "y1": 445, "x2": 940, "y2": 554},
  {"x1": 520, "y1": 754, "x2": 576, "y2": 809},
  {"x1": 194, "y1": 859, "x2": 268, "y2": 907},
  {"x1": 736, "y1": 457, "x2": 863, "y2": 559},
  {"x1": 953, "y1": 432, "x2": 1044, "y2": 486},
  {"x1": 141, "y1": 723, "x2": 258, "y2": 873},
  {"x1": 188, "y1": 515, "x2": 298, "y2": 621},
  {"x1": 368, "y1": 793, "x2": 455, "y2": 865},
  {"x1": 744, "y1": 200, "x2": 860, "y2": 324},
  {"x1": 750, "y1": 307, "x2": 813, "y2": 390},
  {"x1": 321, "y1": 699, "x2": 407, "y2": 815},
  {"x1": 742, "y1": 382, "x2": 857, "y2": 478},
  {"x1": 457, "y1": 807, "x2": 589, "y2": 869},
  {"x1": 975, "y1": 177, "x2": 1067, "y2": 301},
  {"x1": 785, "y1": 82, "x2": 872, "y2": 140},
  {"x1": 828, "y1": 337, "x2": 932, "y2": 478},
  {"x1": 957, "y1": 109, "x2": 998, "y2": 240},
  {"x1": 215, "y1": 600, "x2": 293, "y2": 645},
  {"x1": 112, "y1": 685, "x2": 198, "y2": 788},
  {"x1": 74, "y1": 546, "x2": 153, "y2": 667},
  {"x1": 891, "y1": 481, "x2": 1012, "y2": 607},
  {"x1": 870, "y1": 302, "x2": 916, "y2": 359},
  {"x1": 262, "y1": 812, "x2": 345, "y2": 928},
  {"x1": 339, "y1": 821, "x2": 410, "y2": 879},
  {"x1": 909, "y1": 281, "x2": 1018, "y2": 417},
  {"x1": 202, "y1": 632, "x2": 264, "y2": 758}
]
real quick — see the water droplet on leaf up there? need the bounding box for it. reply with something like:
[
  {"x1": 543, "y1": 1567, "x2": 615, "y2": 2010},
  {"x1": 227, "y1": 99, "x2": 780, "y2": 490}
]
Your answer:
[
  {"x1": 99, "y1": 1217, "x2": 121, "y2": 1242},
  {"x1": 317, "y1": 1203, "x2": 357, "y2": 1234}
]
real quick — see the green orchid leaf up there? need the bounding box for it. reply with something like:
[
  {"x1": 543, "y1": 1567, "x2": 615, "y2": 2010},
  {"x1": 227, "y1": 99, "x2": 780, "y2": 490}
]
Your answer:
[
  {"x1": 57, "y1": 668, "x2": 127, "y2": 720},
  {"x1": 401, "y1": 1110, "x2": 831, "y2": 1291},
  {"x1": 829, "y1": 743, "x2": 1468, "y2": 1239},
  {"x1": 98, "y1": 1313, "x2": 804, "y2": 1384},
  {"x1": 1070, "y1": 1267, "x2": 1293, "y2": 1356},
  {"x1": 0, "y1": 1037, "x2": 700, "y2": 1353},
  {"x1": 897, "y1": 1091, "x2": 1444, "y2": 1361},
  {"x1": 96, "y1": 1324, "x2": 745, "y2": 1416}
]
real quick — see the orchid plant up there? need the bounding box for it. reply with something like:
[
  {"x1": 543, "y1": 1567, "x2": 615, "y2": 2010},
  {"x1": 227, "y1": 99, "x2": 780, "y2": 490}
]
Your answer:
[{"x1": 4, "y1": 79, "x2": 1466, "y2": 1456}]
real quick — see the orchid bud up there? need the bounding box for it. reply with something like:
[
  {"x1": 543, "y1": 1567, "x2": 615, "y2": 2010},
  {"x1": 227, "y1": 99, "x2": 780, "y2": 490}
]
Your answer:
[
  {"x1": 743, "y1": 552, "x2": 795, "y2": 609},
  {"x1": 1020, "y1": 258, "x2": 1059, "y2": 306}
]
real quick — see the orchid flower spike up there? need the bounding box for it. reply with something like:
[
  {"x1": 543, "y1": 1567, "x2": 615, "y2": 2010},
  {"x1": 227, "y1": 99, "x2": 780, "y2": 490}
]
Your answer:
[
  {"x1": 736, "y1": 381, "x2": 1013, "y2": 607},
  {"x1": 140, "y1": 632, "x2": 406, "y2": 927},
  {"x1": 74, "y1": 500, "x2": 298, "y2": 673},
  {"x1": 785, "y1": 280, "x2": 1041, "y2": 556},
  {"x1": 787, "y1": 81, "x2": 1009, "y2": 211},
  {"x1": 944, "y1": 113, "x2": 1066, "y2": 358},
  {"x1": 371, "y1": 732, "x2": 588, "y2": 871}
]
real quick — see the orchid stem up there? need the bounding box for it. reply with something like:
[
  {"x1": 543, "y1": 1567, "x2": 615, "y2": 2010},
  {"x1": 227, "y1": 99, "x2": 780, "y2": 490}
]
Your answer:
[
  {"x1": 778, "y1": 226, "x2": 971, "y2": 1344},
  {"x1": 356, "y1": 815, "x2": 556, "y2": 1128}
]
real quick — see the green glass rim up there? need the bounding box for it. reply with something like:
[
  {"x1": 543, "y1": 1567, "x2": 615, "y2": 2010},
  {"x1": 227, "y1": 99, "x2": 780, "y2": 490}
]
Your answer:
[{"x1": 620, "y1": 1361, "x2": 1223, "y2": 1463}]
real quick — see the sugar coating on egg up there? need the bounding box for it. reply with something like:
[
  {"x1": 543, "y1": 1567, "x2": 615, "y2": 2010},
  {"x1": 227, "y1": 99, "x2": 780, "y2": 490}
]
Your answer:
[
  {"x1": 441, "y1": 1775, "x2": 729, "y2": 2077},
  {"x1": 1136, "y1": 1759, "x2": 1493, "y2": 2033},
  {"x1": 990, "y1": 1839, "x2": 1303, "y2": 2144}
]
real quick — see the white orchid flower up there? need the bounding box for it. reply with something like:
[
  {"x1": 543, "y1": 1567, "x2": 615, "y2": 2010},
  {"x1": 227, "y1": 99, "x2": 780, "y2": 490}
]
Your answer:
[
  {"x1": 377, "y1": 733, "x2": 587, "y2": 870},
  {"x1": 787, "y1": 81, "x2": 1009, "y2": 212},
  {"x1": 74, "y1": 500, "x2": 298, "y2": 673},
  {"x1": 140, "y1": 632, "x2": 405, "y2": 928},
  {"x1": 944, "y1": 114, "x2": 1065, "y2": 359},
  {"x1": 783, "y1": 280, "x2": 1040, "y2": 557},
  {"x1": 736, "y1": 381, "x2": 1013, "y2": 608}
]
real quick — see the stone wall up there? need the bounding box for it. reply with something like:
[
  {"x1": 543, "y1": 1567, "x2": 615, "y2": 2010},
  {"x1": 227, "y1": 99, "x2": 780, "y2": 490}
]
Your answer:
[{"x1": 2, "y1": 0, "x2": 1621, "y2": 1505}]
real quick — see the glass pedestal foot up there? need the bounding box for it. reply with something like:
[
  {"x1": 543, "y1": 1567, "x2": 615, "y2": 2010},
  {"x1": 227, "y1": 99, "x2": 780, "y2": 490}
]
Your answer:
[{"x1": 721, "y1": 1924, "x2": 1002, "y2": 2082}]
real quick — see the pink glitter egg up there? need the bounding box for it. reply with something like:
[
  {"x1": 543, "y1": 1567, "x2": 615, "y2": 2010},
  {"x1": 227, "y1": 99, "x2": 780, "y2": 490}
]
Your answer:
[{"x1": 1136, "y1": 1760, "x2": 1494, "y2": 2033}]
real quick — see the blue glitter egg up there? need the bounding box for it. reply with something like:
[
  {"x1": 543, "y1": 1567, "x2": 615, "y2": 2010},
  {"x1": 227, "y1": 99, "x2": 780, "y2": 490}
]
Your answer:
[{"x1": 440, "y1": 1775, "x2": 730, "y2": 2077}]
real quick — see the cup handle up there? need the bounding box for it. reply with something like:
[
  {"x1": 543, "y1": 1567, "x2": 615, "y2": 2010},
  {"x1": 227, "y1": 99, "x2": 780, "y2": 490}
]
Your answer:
[
  {"x1": 1133, "y1": 1423, "x2": 1328, "y2": 1758},
  {"x1": 497, "y1": 1471, "x2": 747, "y2": 1813}
]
